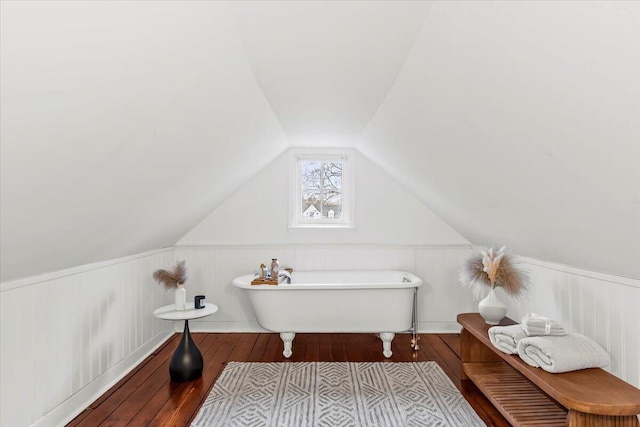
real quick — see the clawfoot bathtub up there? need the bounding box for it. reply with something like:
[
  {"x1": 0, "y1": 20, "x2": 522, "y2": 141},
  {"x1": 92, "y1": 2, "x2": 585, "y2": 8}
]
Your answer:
[{"x1": 232, "y1": 270, "x2": 422, "y2": 358}]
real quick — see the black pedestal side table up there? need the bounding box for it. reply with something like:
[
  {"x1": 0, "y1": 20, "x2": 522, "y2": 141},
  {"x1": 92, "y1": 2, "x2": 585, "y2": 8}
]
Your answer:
[{"x1": 153, "y1": 302, "x2": 218, "y2": 382}]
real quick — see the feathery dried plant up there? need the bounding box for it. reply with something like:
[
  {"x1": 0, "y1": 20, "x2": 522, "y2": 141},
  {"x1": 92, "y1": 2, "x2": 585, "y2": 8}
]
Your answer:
[
  {"x1": 459, "y1": 246, "x2": 529, "y2": 299},
  {"x1": 153, "y1": 260, "x2": 188, "y2": 289}
]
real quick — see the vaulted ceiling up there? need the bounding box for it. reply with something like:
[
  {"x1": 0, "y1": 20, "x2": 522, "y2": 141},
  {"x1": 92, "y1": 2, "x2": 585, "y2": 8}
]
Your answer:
[{"x1": 1, "y1": 1, "x2": 638, "y2": 282}]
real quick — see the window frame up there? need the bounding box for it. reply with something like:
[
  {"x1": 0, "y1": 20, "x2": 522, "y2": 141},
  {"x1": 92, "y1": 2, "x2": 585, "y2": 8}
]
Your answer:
[{"x1": 289, "y1": 148, "x2": 355, "y2": 228}]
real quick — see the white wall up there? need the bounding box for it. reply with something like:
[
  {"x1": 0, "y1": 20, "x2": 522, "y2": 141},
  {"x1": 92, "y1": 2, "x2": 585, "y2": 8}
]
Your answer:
[
  {"x1": 179, "y1": 150, "x2": 469, "y2": 246},
  {"x1": 0, "y1": 249, "x2": 174, "y2": 427},
  {"x1": 501, "y1": 257, "x2": 640, "y2": 388}
]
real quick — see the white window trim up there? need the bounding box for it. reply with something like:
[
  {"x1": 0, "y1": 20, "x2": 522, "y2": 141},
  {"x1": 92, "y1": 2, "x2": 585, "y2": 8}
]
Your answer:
[{"x1": 288, "y1": 147, "x2": 355, "y2": 229}]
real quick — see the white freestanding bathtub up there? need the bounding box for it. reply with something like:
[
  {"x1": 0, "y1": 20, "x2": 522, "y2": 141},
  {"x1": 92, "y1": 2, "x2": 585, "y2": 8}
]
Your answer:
[{"x1": 232, "y1": 270, "x2": 423, "y2": 358}]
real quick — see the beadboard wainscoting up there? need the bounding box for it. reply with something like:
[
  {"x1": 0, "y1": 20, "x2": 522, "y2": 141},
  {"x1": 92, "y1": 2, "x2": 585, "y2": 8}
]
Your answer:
[
  {"x1": 503, "y1": 258, "x2": 640, "y2": 388},
  {"x1": 2, "y1": 244, "x2": 638, "y2": 427},
  {"x1": 176, "y1": 244, "x2": 640, "y2": 389},
  {"x1": 0, "y1": 249, "x2": 175, "y2": 427},
  {"x1": 173, "y1": 244, "x2": 476, "y2": 334}
]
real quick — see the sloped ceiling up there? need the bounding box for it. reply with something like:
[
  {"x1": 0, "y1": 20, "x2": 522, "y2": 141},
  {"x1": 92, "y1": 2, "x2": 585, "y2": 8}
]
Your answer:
[
  {"x1": 0, "y1": 1, "x2": 288, "y2": 282},
  {"x1": 231, "y1": 1, "x2": 432, "y2": 147},
  {"x1": 358, "y1": 1, "x2": 640, "y2": 278},
  {"x1": 2, "y1": 1, "x2": 638, "y2": 282}
]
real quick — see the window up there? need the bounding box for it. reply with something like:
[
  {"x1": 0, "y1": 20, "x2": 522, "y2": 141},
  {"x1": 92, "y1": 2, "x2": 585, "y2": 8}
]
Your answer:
[{"x1": 289, "y1": 148, "x2": 354, "y2": 228}]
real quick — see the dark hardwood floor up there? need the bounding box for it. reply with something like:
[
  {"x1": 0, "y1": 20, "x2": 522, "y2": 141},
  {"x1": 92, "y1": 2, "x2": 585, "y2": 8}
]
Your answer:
[{"x1": 67, "y1": 332, "x2": 510, "y2": 427}]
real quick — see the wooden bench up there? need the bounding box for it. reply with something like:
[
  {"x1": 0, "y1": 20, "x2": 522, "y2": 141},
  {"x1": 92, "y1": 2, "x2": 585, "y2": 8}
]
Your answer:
[{"x1": 458, "y1": 313, "x2": 640, "y2": 427}]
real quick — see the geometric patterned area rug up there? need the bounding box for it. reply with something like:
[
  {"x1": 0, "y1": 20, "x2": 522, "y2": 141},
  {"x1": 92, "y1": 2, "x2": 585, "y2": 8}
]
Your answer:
[{"x1": 191, "y1": 362, "x2": 485, "y2": 427}]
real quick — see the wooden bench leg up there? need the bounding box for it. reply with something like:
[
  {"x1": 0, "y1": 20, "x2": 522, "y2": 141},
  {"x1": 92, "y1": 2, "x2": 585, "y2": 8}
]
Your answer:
[
  {"x1": 460, "y1": 328, "x2": 503, "y2": 380},
  {"x1": 567, "y1": 410, "x2": 639, "y2": 427}
]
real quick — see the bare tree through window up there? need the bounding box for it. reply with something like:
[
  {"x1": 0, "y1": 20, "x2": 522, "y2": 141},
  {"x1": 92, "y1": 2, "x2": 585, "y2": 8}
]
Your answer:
[{"x1": 300, "y1": 161, "x2": 342, "y2": 219}]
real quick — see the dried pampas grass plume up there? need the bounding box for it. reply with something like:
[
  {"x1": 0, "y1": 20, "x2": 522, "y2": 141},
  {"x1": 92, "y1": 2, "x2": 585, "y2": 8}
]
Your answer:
[
  {"x1": 153, "y1": 260, "x2": 188, "y2": 289},
  {"x1": 459, "y1": 247, "x2": 529, "y2": 300}
]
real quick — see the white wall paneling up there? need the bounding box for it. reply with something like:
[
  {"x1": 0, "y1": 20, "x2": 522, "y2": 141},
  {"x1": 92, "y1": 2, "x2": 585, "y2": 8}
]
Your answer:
[
  {"x1": 174, "y1": 243, "x2": 640, "y2": 390},
  {"x1": 414, "y1": 246, "x2": 478, "y2": 330},
  {"x1": 174, "y1": 244, "x2": 474, "y2": 334},
  {"x1": 0, "y1": 249, "x2": 174, "y2": 427},
  {"x1": 502, "y1": 257, "x2": 640, "y2": 388},
  {"x1": 2, "y1": 243, "x2": 638, "y2": 427}
]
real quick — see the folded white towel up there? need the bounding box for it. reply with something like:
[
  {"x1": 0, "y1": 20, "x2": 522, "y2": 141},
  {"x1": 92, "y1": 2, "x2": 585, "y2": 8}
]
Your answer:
[
  {"x1": 521, "y1": 313, "x2": 566, "y2": 336},
  {"x1": 489, "y1": 325, "x2": 528, "y2": 354},
  {"x1": 517, "y1": 334, "x2": 610, "y2": 373}
]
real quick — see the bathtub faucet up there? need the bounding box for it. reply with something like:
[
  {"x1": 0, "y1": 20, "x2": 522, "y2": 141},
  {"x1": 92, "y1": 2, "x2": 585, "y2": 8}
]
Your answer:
[{"x1": 279, "y1": 271, "x2": 292, "y2": 284}]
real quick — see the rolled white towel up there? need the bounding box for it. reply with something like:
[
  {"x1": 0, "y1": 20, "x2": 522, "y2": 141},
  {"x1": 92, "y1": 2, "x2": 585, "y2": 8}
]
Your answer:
[
  {"x1": 517, "y1": 334, "x2": 610, "y2": 373},
  {"x1": 521, "y1": 313, "x2": 566, "y2": 336},
  {"x1": 488, "y1": 325, "x2": 528, "y2": 354}
]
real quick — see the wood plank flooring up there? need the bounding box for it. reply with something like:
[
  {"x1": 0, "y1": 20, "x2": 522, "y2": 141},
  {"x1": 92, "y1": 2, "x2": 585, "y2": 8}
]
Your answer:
[{"x1": 67, "y1": 333, "x2": 510, "y2": 427}]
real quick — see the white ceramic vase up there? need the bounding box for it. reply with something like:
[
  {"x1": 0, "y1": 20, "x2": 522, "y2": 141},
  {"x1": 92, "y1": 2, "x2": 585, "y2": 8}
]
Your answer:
[
  {"x1": 175, "y1": 284, "x2": 186, "y2": 311},
  {"x1": 478, "y1": 287, "x2": 507, "y2": 325}
]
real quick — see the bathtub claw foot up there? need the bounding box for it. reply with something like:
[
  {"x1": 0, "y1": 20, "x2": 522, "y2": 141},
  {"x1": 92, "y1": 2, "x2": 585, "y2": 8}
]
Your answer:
[
  {"x1": 379, "y1": 332, "x2": 395, "y2": 358},
  {"x1": 410, "y1": 336, "x2": 420, "y2": 351},
  {"x1": 280, "y1": 332, "x2": 295, "y2": 358}
]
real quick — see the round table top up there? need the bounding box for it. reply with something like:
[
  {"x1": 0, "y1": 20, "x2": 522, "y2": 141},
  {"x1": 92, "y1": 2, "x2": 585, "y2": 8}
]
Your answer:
[{"x1": 153, "y1": 302, "x2": 218, "y2": 320}]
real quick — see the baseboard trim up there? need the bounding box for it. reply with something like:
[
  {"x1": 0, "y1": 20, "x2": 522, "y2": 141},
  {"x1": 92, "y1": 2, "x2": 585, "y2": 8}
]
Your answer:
[{"x1": 32, "y1": 328, "x2": 173, "y2": 427}]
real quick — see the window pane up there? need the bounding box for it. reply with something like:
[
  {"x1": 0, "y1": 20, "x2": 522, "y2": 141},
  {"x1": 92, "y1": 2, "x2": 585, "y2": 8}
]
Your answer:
[{"x1": 300, "y1": 161, "x2": 342, "y2": 219}]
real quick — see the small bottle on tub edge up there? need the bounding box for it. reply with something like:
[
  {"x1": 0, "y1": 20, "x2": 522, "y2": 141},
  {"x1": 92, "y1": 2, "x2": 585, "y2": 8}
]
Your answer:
[{"x1": 271, "y1": 258, "x2": 279, "y2": 279}]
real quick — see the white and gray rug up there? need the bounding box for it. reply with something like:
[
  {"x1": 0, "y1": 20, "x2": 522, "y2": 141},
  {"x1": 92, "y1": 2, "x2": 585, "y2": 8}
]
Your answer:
[{"x1": 192, "y1": 362, "x2": 485, "y2": 427}]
